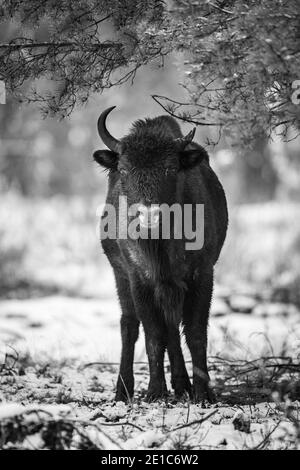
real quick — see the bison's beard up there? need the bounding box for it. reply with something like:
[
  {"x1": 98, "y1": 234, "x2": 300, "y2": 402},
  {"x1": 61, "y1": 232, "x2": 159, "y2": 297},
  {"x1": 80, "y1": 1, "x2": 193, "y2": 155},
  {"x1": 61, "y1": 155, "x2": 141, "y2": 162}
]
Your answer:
[{"x1": 137, "y1": 237, "x2": 187, "y2": 325}]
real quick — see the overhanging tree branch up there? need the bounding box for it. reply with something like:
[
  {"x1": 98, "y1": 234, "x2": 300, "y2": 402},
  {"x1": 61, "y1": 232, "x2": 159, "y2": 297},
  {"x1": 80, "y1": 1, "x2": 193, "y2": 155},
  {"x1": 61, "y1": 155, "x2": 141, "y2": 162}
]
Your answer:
[
  {"x1": 0, "y1": 0, "x2": 299, "y2": 145},
  {"x1": 0, "y1": 42, "x2": 120, "y2": 50}
]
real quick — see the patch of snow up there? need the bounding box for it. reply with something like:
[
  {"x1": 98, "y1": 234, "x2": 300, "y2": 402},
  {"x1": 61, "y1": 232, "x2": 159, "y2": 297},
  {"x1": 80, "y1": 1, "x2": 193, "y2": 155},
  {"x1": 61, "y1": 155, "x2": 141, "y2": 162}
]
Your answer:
[
  {"x1": 125, "y1": 430, "x2": 165, "y2": 450},
  {"x1": 229, "y1": 295, "x2": 257, "y2": 314},
  {"x1": 102, "y1": 402, "x2": 128, "y2": 421},
  {"x1": 211, "y1": 298, "x2": 230, "y2": 317},
  {"x1": 0, "y1": 403, "x2": 71, "y2": 420},
  {"x1": 253, "y1": 303, "x2": 299, "y2": 318}
]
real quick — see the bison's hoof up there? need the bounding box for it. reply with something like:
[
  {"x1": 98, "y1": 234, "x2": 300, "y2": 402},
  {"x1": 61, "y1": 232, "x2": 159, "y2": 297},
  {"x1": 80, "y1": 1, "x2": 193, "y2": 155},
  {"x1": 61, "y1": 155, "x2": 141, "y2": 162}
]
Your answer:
[
  {"x1": 173, "y1": 378, "x2": 192, "y2": 400},
  {"x1": 192, "y1": 383, "x2": 216, "y2": 404},
  {"x1": 115, "y1": 390, "x2": 131, "y2": 403},
  {"x1": 115, "y1": 378, "x2": 134, "y2": 403},
  {"x1": 146, "y1": 385, "x2": 168, "y2": 402}
]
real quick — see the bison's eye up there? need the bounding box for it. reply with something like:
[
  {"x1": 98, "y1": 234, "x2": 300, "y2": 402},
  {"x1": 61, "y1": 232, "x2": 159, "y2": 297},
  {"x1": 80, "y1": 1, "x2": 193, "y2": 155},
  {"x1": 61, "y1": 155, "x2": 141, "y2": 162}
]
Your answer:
[{"x1": 119, "y1": 168, "x2": 128, "y2": 177}]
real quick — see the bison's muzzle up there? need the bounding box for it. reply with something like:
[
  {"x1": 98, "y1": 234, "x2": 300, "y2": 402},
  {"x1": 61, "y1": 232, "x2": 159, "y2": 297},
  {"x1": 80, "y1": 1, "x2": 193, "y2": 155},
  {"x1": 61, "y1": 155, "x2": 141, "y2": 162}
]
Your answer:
[{"x1": 137, "y1": 204, "x2": 160, "y2": 229}]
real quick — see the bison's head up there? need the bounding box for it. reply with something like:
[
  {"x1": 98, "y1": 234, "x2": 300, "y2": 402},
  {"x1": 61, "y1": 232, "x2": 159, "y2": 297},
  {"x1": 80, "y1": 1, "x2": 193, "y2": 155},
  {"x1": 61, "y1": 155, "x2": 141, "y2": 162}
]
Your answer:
[{"x1": 94, "y1": 107, "x2": 206, "y2": 228}]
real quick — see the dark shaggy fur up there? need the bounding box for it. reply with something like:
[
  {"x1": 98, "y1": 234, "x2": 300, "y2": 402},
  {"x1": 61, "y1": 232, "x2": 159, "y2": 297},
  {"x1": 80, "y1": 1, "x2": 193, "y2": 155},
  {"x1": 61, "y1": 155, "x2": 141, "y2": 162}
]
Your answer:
[{"x1": 93, "y1": 114, "x2": 228, "y2": 402}]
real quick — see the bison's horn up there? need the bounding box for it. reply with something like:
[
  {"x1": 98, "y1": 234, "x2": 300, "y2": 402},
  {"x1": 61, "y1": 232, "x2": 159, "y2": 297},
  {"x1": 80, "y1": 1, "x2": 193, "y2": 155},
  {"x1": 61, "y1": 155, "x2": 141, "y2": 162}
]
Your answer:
[
  {"x1": 175, "y1": 127, "x2": 196, "y2": 148},
  {"x1": 97, "y1": 106, "x2": 120, "y2": 153}
]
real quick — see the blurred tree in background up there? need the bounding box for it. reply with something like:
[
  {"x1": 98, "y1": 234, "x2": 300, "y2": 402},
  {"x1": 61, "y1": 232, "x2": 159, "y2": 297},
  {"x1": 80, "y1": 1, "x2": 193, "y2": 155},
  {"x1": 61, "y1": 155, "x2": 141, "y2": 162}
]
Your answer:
[
  {"x1": 0, "y1": 0, "x2": 299, "y2": 199},
  {"x1": 0, "y1": 0, "x2": 174, "y2": 195}
]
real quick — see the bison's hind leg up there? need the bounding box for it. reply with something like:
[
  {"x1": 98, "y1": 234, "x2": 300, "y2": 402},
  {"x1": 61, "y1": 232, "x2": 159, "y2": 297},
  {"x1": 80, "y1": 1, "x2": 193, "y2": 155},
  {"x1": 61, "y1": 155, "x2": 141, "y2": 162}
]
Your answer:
[
  {"x1": 167, "y1": 325, "x2": 191, "y2": 399},
  {"x1": 183, "y1": 268, "x2": 215, "y2": 404}
]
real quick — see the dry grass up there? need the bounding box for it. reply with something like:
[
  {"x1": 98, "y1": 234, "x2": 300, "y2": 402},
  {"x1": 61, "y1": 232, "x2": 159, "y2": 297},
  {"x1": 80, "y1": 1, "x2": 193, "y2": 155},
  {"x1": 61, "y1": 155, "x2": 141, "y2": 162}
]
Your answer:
[{"x1": 0, "y1": 348, "x2": 300, "y2": 450}]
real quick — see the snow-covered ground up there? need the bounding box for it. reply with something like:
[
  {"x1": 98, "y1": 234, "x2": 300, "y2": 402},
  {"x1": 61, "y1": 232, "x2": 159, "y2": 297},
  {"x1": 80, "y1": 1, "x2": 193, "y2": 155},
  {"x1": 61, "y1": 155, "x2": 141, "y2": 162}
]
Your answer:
[
  {"x1": 0, "y1": 285, "x2": 300, "y2": 450},
  {"x1": 1, "y1": 288, "x2": 300, "y2": 363}
]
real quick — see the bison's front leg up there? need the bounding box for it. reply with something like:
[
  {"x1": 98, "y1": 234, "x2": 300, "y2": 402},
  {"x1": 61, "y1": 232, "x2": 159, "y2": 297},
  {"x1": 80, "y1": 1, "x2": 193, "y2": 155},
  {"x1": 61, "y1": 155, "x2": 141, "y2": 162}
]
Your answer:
[
  {"x1": 183, "y1": 268, "x2": 215, "y2": 403},
  {"x1": 131, "y1": 278, "x2": 168, "y2": 401},
  {"x1": 115, "y1": 274, "x2": 140, "y2": 402}
]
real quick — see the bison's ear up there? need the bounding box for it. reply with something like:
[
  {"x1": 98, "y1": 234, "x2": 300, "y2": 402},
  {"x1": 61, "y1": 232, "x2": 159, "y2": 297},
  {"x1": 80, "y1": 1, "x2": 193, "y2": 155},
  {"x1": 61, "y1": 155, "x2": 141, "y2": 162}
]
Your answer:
[
  {"x1": 93, "y1": 150, "x2": 118, "y2": 170},
  {"x1": 179, "y1": 147, "x2": 208, "y2": 169}
]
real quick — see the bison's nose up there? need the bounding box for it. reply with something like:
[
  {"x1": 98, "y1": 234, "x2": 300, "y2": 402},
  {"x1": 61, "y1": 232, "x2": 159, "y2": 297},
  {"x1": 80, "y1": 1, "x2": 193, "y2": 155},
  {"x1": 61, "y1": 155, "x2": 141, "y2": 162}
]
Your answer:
[{"x1": 137, "y1": 204, "x2": 160, "y2": 228}]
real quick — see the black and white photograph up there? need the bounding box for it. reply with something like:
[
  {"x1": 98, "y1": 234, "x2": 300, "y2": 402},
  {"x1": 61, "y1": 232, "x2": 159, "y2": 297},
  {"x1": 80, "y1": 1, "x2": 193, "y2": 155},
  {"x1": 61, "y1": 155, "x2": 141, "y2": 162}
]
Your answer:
[{"x1": 0, "y1": 0, "x2": 300, "y2": 453}]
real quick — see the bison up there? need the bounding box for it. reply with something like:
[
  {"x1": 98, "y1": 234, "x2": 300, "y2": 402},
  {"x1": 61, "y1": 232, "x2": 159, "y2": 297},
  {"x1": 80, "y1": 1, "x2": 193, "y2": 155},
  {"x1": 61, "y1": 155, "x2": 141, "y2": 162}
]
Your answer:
[{"x1": 93, "y1": 106, "x2": 228, "y2": 402}]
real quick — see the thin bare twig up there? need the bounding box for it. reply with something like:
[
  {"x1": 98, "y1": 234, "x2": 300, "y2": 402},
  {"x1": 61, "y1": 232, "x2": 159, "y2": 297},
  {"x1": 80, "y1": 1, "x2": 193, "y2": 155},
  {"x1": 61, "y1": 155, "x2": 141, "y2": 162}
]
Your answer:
[{"x1": 171, "y1": 410, "x2": 218, "y2": 432}]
